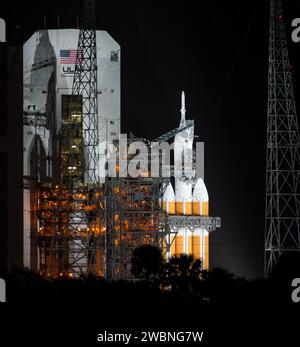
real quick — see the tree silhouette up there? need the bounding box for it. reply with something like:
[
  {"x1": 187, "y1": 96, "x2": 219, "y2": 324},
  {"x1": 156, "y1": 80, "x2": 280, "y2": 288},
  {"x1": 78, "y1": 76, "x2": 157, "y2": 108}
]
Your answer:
[
  {"x1": 131, "y1": 245, "x2": 164, "y2": 282},
  {"x1": 164, "y1": 254, "x2": 203, "y2": 295},
  {"x1": 201, "y1": 267, "x2": 239, "y2": 303}
]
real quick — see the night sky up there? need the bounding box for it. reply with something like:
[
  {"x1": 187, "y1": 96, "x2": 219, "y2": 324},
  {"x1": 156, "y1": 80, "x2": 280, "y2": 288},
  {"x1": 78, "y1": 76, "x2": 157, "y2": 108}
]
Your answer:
[{"x1": 2, "y1": 0, "x2": 300, "y2": 278}]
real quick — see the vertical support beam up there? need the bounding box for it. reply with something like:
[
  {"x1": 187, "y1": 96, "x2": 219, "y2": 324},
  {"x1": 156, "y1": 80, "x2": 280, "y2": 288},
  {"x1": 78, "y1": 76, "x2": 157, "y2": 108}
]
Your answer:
[{"x1": 72, "y1": 0, "x2": 98, "y2": 185}]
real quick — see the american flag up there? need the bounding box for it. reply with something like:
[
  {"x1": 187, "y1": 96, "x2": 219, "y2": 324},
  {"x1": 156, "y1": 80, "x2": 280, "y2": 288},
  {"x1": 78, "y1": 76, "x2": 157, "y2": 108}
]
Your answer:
[{"x1": 60, "y1": 50, "x2": 83, "y2": 64}]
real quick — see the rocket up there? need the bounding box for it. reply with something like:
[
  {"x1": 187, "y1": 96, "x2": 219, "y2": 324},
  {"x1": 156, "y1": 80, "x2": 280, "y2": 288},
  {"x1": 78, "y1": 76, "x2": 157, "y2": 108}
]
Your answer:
[
  {"x1": 163, "y1": 91, "x2": 209, "y2": 212},
  {"x1": 192, "y1": 178, "x2": 209, "y2": 216},
  {"x1": 163, "y1": 91, "x2": 210, "y2": 269},
  {"x1": 174, "y1": 91, "x2": 194, "y2": 205},
  {"x1": 163, "y1": 182, "x2": 175, "y2": 214}
]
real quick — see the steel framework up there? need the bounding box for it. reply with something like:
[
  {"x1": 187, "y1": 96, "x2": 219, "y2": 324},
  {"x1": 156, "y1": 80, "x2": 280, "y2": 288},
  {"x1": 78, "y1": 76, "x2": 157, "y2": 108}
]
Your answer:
[
  {"x1": 265, "y1": 0, "x2": 300, "y2": 275},
  {"x1": 31, "y1": 0, "x2": 221, "y2": 278},
  {"x1": 152, "y1": 119, "x2": 194, "y2": 143},
  {"x1": 105, "y1": 131, "x2": 221, "y2": 278},
  {"x1": 72, "y1": 0, "x2": 98, "y2": 185},
  {"x1": 35, "y1": 0, "x2": 104, "y2": 277},
  {"x1": 38, "y1": 185, "x2": 105, "y2": 277},
  {"x1": 167, "y1": 215, "x2": 221, "y2": 232},
  {"x1": 104, "y1": 138, "x2": 171, "y2": 280}
]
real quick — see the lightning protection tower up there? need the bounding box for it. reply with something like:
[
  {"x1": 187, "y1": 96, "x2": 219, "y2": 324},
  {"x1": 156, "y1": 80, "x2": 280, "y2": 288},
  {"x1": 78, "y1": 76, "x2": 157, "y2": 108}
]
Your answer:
[{"x1": 265, "y1": 0, "x2": 300, "y2": 275}]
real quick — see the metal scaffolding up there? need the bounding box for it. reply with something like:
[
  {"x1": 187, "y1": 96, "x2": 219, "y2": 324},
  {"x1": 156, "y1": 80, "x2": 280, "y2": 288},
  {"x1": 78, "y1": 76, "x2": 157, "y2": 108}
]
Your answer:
[
  {"x1": 167, "y1": 215, "x2": 221, "y2": 232},
  {"x1": 152, "y1": 120, "x2": 194, "y2": 143},
  {"x1": 104, "y1": 138, "x2": 171, "y2": 280},
  {"x1": 265, "y1": 0, "x2": 300, "y2": 275},
  {"x1": 28, "y1": 0, "x2": 221, "y2": 279},
  {"x1": 37, "y1": 184, "x2": 105, "y2": 277},
  {"x1": 34, "y1": 0, "x2": 104, "y2": 277},
  {"x1": 72, "y1": 0, "x2": 98, "y2": 185}
]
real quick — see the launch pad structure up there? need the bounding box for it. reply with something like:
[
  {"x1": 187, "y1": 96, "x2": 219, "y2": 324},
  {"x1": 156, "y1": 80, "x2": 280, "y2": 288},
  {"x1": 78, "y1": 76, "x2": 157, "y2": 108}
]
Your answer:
[
  {"x1": 104, "y1": 134, "x2": 221, "y2": 280},
  {"x1": 33, "y1": 126, "x2": 221, "y2": 279},
  {"x1": 104, "y1": 144, "x2": 170, "y2": 280},
  {"x1": 21, "y1": 0, "x2": 300, "y2": 280},
  {"x1": 23, "y1": 0, "x2": 221, "y2": 280},
  {"x1": 29, "y1": 0, "x2": 106, "y2": 278},
  {"x1": 37, "y1": 184, "x2": 105, "y2": 277}
]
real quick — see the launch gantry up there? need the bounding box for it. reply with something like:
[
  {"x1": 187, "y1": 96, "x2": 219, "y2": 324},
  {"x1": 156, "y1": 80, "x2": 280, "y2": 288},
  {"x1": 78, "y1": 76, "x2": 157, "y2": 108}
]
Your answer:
[
  {"x1": 33, "y1": 0, "x2": 106, "y2": 277},
  {"x1": 104, "y1": 141, "x2": 170, "y2": 280},
  {"x1": 23, "y1": 1, "x2": 221, "y2": 279}
]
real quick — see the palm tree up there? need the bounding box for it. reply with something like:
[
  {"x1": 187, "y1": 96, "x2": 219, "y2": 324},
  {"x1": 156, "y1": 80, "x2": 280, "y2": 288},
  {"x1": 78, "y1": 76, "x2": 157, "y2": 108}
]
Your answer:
[
  {"x1": 164, "y1": 254, "x2": 203, "y2": 295},
  {"x1": 131, "y1": 245, "x2": 164, "y2": 282}
]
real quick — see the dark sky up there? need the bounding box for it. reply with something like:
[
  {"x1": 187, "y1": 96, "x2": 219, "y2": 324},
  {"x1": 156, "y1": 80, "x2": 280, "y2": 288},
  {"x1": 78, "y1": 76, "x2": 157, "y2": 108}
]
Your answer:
[{"x1": 2, "y1": 0, "x2": 300, "y2": 278}]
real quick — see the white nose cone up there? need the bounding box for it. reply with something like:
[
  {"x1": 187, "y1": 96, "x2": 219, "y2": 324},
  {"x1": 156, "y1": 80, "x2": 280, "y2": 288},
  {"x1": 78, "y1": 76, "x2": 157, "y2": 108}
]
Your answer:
[
  {"x1": 193, "y1": 178, "x2": 209, "y2": 201},
  {"x1": 163, "y1": 182, "x2": 175, "y2": 200}
]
